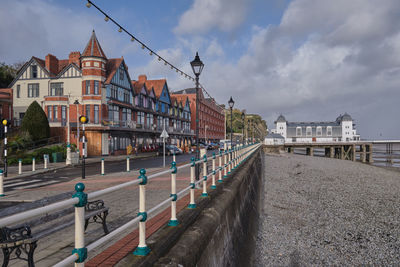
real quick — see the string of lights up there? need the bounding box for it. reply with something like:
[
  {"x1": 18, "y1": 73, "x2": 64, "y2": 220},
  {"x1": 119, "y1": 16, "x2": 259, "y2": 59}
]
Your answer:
[{"x1": 84, "y1": 0, "x2": 221, "y2": 108}]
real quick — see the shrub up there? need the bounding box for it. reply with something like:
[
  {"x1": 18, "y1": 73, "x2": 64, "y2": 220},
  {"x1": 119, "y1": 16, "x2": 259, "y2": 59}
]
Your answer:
[{"x1": 21, "y1": 101, "x2": 50, "y2": 142}]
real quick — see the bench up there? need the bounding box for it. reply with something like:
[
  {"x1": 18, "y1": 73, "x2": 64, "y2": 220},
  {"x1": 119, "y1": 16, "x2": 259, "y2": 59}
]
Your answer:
[{"x1": 0, "y1": 193, "x2": 109, "y2": 267}]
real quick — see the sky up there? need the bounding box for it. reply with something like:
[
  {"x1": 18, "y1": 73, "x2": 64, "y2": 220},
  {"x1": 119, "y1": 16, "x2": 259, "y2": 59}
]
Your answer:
[{"x1": 1, "y1": 0, "x2": 399, "y2": 140}]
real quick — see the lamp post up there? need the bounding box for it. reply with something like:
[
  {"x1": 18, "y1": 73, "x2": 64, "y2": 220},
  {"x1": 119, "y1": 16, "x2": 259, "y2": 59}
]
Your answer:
[
  {"x1": 241, "y1": 112, "x2": 245, "y2": 146},
  {"x1": 2, "y1": 119, "x2": 9, "y2": 177},
  {"x1": 190, "y1": 52, "x2": 204, "y2": 181},
  {"x1": 228, "y1": 97, "x2": 234, "y2": 147},
  {"x1": 205, "y1": 125, "x2": 208, "y2": 144},
  {"x1": 66, "y1": 95, "x2": 71, "y2": 165}
]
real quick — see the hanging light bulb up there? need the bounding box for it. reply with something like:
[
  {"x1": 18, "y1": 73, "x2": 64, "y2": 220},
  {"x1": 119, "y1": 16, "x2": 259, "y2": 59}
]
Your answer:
[
  {"x1": 164, "y1": 61, "x2": 167, "y2": 66},
  {"x1": 131, "y1": 37, "x2": 135, "y2": 42},
  {"x1": 118, "y1": 27, "x2": 122, "y2": 33},
  {"x1": 171, "y1": 65, "x2": 174, "y2": 70},
  {"x1": 104, "y1": 16, "x2": 109, "y2": 22},
  {"x1": 158, "y1": 57, "x2": 161, "y2": 61},
  {"x1": 141, "y1": 44, "x2": 145, "y2": 49},
  {"x1": 149, "y1": 51, "x2": 153, "y2": 56},
  {"x1": 86, "y1": 1, "x2": 91, "y2": 8},
  {"x1": 176, "y1": 69, "x2": 178, "y2": 73}
]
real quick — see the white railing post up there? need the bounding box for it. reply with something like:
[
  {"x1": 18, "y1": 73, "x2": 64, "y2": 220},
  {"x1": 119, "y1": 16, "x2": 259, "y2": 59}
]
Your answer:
[
  {"x1": 188, "y1": 157, "x2": 196, "y2": 209},
  {"x1": 101, "y1": 158, "x2": 105, "y2": 175},
  {"x1": 228, "y1": 149, "x2": 232, "y2": 174},
  {"x1": 32, "y1": 157, "x2": 36, "y2": 172},
  {"x1": 18, "y1": 159, "x2": 22, "y2": 175},
  {"x1": 201, "y1": 154, "x2": 208, "y2": 197},
  {"x1": 218, "y1": 151, "x2": 223, "y2": 183},
  {"x1": 133, "y1": 169, "x2": 151, "y2": 256},
  {"x1": 211, "y1": 152, "x2": 216, "y2": 189},
  {"x1": 126, "y1": 156, "x2": 130, "y2": 172},
  {"x1": 168, "y1": 162, "x2": 179, "y2": 226},
  {"x1": 72, "y1": 183, "x2": 88, "y2": 266},
  {"x1": 173, "y1": 150, "x2": 176, "y2": 163},
  {"x1": 223, "y1": 150, "x2": 228, "y2": 178},
  {"x1": 0, "y1": 170, "x2": 4, "y2": 197}
]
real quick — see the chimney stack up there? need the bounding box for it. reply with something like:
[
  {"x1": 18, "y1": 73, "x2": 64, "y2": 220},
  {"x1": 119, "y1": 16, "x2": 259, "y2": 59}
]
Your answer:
[
  {"x1": 138, "y1": 74, "x2": 147, "y2": 83},
  {"x1": 45, "y1": 54, "x2": 59, "y2": 74},
  {"x1": 69, "y1": 51, "x2": 81, "y2": 67}
]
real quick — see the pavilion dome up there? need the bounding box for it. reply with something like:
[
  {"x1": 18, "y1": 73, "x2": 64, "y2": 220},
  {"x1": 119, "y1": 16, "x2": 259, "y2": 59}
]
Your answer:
[{"x1": 276, "y1": 114, "x2": 286, "y2": 123}]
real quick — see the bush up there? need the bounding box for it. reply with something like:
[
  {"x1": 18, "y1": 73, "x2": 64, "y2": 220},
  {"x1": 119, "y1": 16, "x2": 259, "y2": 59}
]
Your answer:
[{"x1": 21, "y1": 101, "x2": 50, "y2": 142}]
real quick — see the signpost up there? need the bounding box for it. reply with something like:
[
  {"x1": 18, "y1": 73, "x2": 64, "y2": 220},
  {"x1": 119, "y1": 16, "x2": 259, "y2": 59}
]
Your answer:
[{"x1": 160, "y1": 120, "x2": 169, "y2": 168}]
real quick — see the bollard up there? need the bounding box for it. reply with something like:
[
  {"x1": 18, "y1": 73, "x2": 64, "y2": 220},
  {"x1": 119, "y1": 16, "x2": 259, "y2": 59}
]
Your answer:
[
  {"x1": 0, "y1": 170, "x2": 4, "y2": 197},
  {"x1": 32, "y1": 157, "x2": 36, "y2": 172},
  {"x1": 134, "y1": 169, "x2": 151, "y2": 256},
  {"x1": 18, "y1": 159, "x2": 22, "y2": 175},
  {"x1": 211, "y1": 153, "x2": 216, "y2": 189},
  {"x1": 201, "y1": 154, "x2": 208, "y2": 197},
  {"x1": 72, "y1": 183, "x2": 88, "y2": 266},
  {"x1": 172, "y1": 151, "x2": 176, "y2": 163},
  {"x1": 44, "y1": 155, "x2": 48, "y2": 170},
  {"x1": 218, "y1": 151, "x2": 223, "y2": 183},
  {"x1": 168, "y1": 162, "x2": 179, "y2": 226},
  {"x1": 188, "y1": 157, "x2": 196, "y2": 209},
  {"x1": 126, "y1": 156, "x2": 130, "y2": 172},
  {"x1": 101, "y1": 158, "x2": 105, "y2": 175}
]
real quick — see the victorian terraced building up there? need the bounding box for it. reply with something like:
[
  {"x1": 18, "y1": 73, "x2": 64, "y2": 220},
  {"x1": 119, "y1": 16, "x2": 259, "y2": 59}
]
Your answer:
[{"x1": 9, "y1": 30, "x2": 194, "y2": 156}]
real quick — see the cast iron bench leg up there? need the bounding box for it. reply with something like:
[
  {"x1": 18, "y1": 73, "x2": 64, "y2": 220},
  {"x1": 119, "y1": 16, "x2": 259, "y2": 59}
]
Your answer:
[
  {"x1": 2, "y1": 248, "x2": 10, "y2": 267},
  {"x1": 27, "y1": 242, "x2": 37, "y2": 267},
  {"x1": 102, "y1": 211, "x2": 109, "y2": 235}
]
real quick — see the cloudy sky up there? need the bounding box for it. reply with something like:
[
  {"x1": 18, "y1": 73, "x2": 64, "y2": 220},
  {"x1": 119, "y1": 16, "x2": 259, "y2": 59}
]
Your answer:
[{"x1": 1, "y1": 0, "x2": 399, "y2": 139}]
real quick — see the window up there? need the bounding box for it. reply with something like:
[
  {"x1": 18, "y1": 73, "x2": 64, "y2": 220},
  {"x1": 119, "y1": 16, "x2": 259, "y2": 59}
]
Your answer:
[
  {"x1": 111, "y1": 85, "x2": 118, "y2": 99},
  {"x1": 296, "y1": 127, "x2": 302, "y2": 136},
  {"x1": 94, "y1": 81, "x2": 99, "y2": 95},
  {"x1": 127, "y1": 109, "x2": 132, "y2": 121},
  {"x1": 17, "y1": 85, "x2": 20, "y2": 98},
  {"x1": 28, "y1": 84, "x2": 39, "y2": 97},
  {"x1": 47, "y1": 106, "x2": 52, "y2": 121},
  {"x1": 61, "y1": 106, "x2": 66, "y2": 121},
  {"x1": 316, "y1": 126, "x2": 322, "y2": 136},
  {"x1": 86, "y1": 105, "x2": 90, "y2": 121},
  {"x1": 327, "y1": 126, "x2": 332, "y2": 136},
  {"x1": 122, "y1": 108, "x2": 127, "y2": 122},
  {"x1": 85, "y1": 81, "x2": 90, "y2": 95},
  {"x1": 306, "y1": 126, "x2": 312, "y2": 136},
  {"x1": 146, "y1": 113, "x2": 152, "y2": 128},
  {"x1": 31, "y1": 65, "x2": 37, "y2": 78},
  {"x1": 53, "y1": 106, "x2": 58, "y2": 121},
  {"x1": 124, "y1": 92, "x2": 130, "y2": 103},
  {"x1": 119, "y1": 67, "x2": 124, "y2": 80},
  {"x1": 50, "y1": 83, "x2": 64, "y2": 96},
  {"x1": 137, "y1": 112, "x2": 144, "y2": 124},
  {"x1": 94, "y1": 105, "x2": 99, "y2": 124}
]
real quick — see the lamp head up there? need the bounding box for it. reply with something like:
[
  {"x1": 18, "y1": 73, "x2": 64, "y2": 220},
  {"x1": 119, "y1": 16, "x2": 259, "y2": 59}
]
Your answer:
[
  {"x1": 190, "y1": 52, "x2": 204, "y2": 76},
  {"x1": 228, "y1": 96, "x2": 234, "y2": 109}
]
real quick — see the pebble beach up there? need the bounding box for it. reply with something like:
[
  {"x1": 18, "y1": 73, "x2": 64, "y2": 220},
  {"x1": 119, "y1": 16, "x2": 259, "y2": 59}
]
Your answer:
[{"x1": 254, "y1": 152, "x2": 400, "y2": 266}]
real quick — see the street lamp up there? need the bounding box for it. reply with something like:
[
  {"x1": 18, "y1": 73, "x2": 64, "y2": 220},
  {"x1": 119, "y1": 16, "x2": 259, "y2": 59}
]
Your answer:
[
  {"x1": 228, "y1": 96, "x2": 234, "y2": 148},
  {"x1": 66, "y1": 95, "x2": 71, "y2": 165},
  {"x1": 241, "y1": 112, "x2": 245, "y2": 146},
  {"x1": 74, "y1": 99, "x2": 80, "y2": 154},
  {"x1": 2, "y1": 119, "x2": 9, "y2": 177},
  {"x1": 190, "y1": 52, "x2": 204, "y2": 181},
  {"x1": 79, "y1": 115, "x2": 88, "y2": 179}
]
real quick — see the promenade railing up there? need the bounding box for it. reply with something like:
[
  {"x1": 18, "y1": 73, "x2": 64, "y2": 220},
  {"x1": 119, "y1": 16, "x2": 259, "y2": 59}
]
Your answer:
[{"x1": 0, "y1": 143, "x2": 261, "y2": 266}]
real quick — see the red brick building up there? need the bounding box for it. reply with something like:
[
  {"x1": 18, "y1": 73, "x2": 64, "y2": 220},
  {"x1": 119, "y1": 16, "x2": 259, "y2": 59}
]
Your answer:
[
  {"x1": 172, "y1": 88, "x2": 225, "y2": 143},
  {"x1": 0, "y1": 88, "x2": 12, "y2": 121}
]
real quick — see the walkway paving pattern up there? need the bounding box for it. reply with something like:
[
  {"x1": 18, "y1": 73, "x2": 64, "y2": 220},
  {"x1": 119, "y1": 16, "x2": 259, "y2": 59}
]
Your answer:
[{"x1": 0, "y1": 153, "x2": 212, "y2": 266}]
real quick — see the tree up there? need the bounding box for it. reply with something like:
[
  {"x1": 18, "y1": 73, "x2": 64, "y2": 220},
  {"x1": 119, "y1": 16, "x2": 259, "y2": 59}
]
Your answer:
[{"x1": 21, "y1": 101, "x2": 50, "y2": 141}]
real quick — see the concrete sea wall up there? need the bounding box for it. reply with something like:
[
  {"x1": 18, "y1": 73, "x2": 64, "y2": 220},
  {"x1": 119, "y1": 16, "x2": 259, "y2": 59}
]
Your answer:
[{"x1": 118, "y1": 147, "x2": 263, "y2": 266}]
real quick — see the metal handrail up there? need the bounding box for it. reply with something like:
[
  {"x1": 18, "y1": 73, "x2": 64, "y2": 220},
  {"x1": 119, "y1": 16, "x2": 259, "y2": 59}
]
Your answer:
[{"x1": 0, "y1": 143, "x2": 261, "y2": 266}]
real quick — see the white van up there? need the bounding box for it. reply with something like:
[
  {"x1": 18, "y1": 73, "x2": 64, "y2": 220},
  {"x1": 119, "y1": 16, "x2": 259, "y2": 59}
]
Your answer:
[{"x1": 219, "y1": 139, "x2": 232, "y2": 152}]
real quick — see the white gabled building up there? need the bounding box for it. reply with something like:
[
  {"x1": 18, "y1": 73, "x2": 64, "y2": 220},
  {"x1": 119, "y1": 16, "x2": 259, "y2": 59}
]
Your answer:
[{"x1": 271, "y1": 113, "x2": 360, "y2": 144}]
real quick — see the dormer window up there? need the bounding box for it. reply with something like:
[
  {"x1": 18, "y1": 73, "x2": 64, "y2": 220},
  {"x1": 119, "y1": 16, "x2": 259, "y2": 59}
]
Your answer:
[
  {"x1": 306, "y1": 126, "x2": 312, "y2": 136},
  {"x1": 31, "y1": 65, "x2": 38, "y2": 78},
  {"x1": 296, "y1": 127, "x2": 302, "y2": 136}
]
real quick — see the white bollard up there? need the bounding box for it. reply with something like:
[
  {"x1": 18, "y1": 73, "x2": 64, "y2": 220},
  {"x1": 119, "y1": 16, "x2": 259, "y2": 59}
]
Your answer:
[
  {"x1": 133, "y1": 169, "x2": 151, "y2": 256},
  {"x1": 173, "y1": 151, "x2": 176, "y2": 163},
  {"x1": 44, "y1": 155, "x2": 48, "y2": 169},
  {"x1": 32, "y1": 157, "x2": 36, "y2": 172},
  {"x1": 188, "y1": 157, "x2": 196, "y2": 209},
  {"x1": 168, "y1": 162, "x2": 179, "y2": 226},
  {"x1": 72, "y1": 183, "x2": 87, "y2": 266},
  {"x1": 211, "y1": 153, "x2": 216, "y2": 189},
  {"x1": 0, "y1": 170, "x2": 4, "y2": 197},
  {"x1": 18, "y1": 159, "x2": 22, "y2": 175},
  {"x1": 126, "y1": 156, "x2": 130, "y2": 172},
  {"x1": 101, "y1": 158, "x2": 105, "y2": 175},
  {"x1": 201, "y1": 155, "x2": 208, "y2": 197}
]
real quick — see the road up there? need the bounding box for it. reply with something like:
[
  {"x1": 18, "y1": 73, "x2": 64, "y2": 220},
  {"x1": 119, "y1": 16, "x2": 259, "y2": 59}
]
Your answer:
[{"x1": 1, "y1": 150, "x2": 217, "y2": 198}]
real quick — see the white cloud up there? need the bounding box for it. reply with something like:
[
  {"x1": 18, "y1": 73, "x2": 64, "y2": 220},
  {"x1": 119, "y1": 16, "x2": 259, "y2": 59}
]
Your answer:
[{"x1": 174, "y1": 0, "x2": 250, "y2": 35}]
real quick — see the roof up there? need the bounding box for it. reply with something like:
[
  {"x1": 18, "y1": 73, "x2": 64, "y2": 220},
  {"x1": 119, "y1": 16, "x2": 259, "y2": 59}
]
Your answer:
[
  {"x1": 266, "y1": 133, "x2": 285, "y2": 139},
  {"x1": 144, "y1": 79, "x2": 167, "y2": 97},
  {"x1": 104, "y1": 58, "x2": 123, "y2": 84},
  {"x1": 340, "y1": 113, "x2": 352, "y2": 121},
  {"x1": 173, "y1": 88, "x2": 196, "y2": 94},
  {"x1": 275, "y1": 114, "x2": 286, "y2": 123},
  {"x1": 287, "y1": 122, "x2": 340, "y2": 127},
  {"x1": 82, "y1": 30, "x2": 107, "y2": 58}
]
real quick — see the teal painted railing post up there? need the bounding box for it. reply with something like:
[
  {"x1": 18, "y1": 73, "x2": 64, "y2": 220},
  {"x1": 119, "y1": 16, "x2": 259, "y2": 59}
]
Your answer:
[
  {"x1": 72, "y1": 183, "x2": 88, "y2": 266},
  {"x1": 126, "y1": 156, "x2": 130, "y2": 172},
  {"x1": 18, "y1": 159, "x2": 22, "y2": 175},
  {"x1": 134, "y1": 169, "x2": 151, "y2": 256},
  {"x1": 201, "y1": 154, "x2": 208, "y2": 197},
  {"x1": 101, "y1": 158, "x2": 105, "y2": 175},
  {"x1": 228, "y1": 149, "x2": 232, "y2": 174},
  {"x1": 32, "y1": 157, "x2": 35, "y2": 172},
  {"x1": 188, "y1": 157, "x2": 196, "y2": 209},
  {"x1": 168, "y1": 162, "x2": 179, "y2": 226},
  {"x1": 218, "y1": 151, "x2": 223, "y2": 183},
  {"x1": 223, "y1": 149, "x2": 228, "y2": 178},
  {"x1": 211, "y1": 152, "x2": 216, "y2": 189}
]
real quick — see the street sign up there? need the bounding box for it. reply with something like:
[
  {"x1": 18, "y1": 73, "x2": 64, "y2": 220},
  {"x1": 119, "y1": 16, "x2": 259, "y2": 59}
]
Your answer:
[{"x1": 160, "y1": 130, "x2": 169, "y2": 138}]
